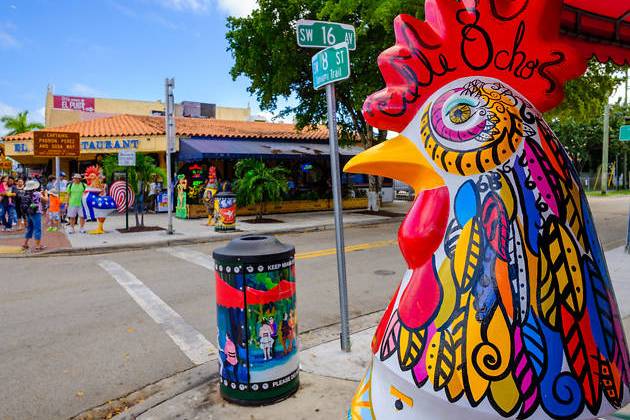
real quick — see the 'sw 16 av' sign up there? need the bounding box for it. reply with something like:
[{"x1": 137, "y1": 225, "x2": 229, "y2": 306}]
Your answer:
[
  {"x1": 311, "y1": 43, "x2": 351, "y2": 90},
  {"x1": 296, "y1": 20, "x2": 356, "y2": 50}
]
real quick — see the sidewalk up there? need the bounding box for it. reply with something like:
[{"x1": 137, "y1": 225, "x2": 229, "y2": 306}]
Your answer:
[
  {"x1": 0, "y1": 226, "x2": 71, "y2": 255},
  {"x1": 74, "y1": 246, "x2": 630, "y2": 420},
  {"x1": 0, "y1": 202, "x2": 411, "y2": 257}
]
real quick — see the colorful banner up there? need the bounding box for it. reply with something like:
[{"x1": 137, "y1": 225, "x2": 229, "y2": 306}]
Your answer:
[{"x1": 53, "y1": 95, "x2": 95, "y2": 112}]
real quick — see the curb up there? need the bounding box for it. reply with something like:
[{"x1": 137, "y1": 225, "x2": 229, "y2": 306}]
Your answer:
[
  {"x1": 71, "y1": 309, "x2": 384, "y2": 420},
  {"x1": 1, "y1": 216, "x2": 404, "y2": 258}
]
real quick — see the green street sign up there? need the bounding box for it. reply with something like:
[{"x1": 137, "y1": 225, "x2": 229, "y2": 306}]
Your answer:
[
  {"x1": 620, "y1": 125, "x2": 630, "y2": 142},
  {"x1": 296, "y1": 20, "x2": 356, "y2": 50},
  {"x1": 311, "y1": 43, "x2": 351, "y2": 90}
]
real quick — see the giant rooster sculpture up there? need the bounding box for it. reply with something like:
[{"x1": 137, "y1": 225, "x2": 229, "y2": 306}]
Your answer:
[{"x1": 344, "y1": 0, "x2": 630, "y2": 419}]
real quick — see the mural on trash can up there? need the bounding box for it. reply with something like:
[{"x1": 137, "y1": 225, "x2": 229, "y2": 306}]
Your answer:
[
  {"x1": 215, "y1": 257, "x2": 298, "y2": 395},
  {"x1": 343, "y1": 0, "x2": 630, "y2": 419}
]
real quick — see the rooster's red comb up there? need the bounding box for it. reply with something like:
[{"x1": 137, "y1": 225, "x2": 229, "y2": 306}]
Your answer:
[{"x1": 364, "y1": 0, "x2": 629, "y2": 133}]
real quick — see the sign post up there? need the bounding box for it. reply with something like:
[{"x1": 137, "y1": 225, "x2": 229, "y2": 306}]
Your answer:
[
  {"x1": 118, "y1": 150, "x2": 136, "y2": 231},
  {"x1": 296, "y1": 20, "x2": 356, "y2": 50},
  {"x1": 302, "y1": 33, "x2": 353, "y2": 352},
  {"x1": 165, "y1": 78, "x2": 176, "y2": 235},
  {"x1": 620, "y1": 125, "x2": 630, "y2": 253}
]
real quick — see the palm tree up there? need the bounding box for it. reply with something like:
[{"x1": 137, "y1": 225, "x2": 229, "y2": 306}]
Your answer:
[
  {"x1": 1, "y1": 111, "x2": 44, "y2": 136},
  {"x1": 102, "y1": 153, "x2": 166, "y2": 228},
  {"x1": 234, "y1": 159, "x2": 289, "y2": 221}
]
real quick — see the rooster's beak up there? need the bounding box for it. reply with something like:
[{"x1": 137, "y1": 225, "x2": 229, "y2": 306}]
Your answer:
[{"x1": 343, "y1": 135, "x2": 444, "y2": 193}]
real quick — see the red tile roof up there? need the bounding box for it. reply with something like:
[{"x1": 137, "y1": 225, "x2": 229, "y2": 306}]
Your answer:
[{"x1": 3, "y1": 114, "x2": 329, "y2": 142}]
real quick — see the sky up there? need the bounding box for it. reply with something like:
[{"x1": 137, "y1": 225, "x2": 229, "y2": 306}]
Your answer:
[{"x1": 0, "y1": 0, "x2": 277, "y2": 136}]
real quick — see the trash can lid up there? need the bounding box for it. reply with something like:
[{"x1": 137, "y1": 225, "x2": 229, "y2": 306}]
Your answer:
[{"x1": 213, "y1": 234, "x2": 294, "y2": 263}]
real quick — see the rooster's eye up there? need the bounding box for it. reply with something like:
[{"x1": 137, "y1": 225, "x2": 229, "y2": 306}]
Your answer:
[{"x1": 448, "y1": 103, "x2": 472, "y2": 124}]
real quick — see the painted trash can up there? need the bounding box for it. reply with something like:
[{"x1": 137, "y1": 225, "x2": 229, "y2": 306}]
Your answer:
[
  {"x1": 213, "y1": 235, "x2": 299, "y2": 405},
  {"x1": 214, "y1": 192, "x2": 237, "y2": 231}
]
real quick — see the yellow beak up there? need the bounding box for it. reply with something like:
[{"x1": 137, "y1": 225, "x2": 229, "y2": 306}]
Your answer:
[{"x1": 343, "y1": 135, "x2": 444, "y2": 193}]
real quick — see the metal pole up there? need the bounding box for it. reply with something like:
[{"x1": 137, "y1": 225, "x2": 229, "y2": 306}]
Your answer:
[
  {"x1": 627, "y1": 202, "x2": 630, "y2": 254},
  {"x1": 125, "y1": 167, "x2": 129, "y2": 231},
  {"x1": 602, "y1": 104, "x2": 610, "y2": 195},
  {"x1": 625, "y1": 152, "x2": 628, "y2": 190},
  {"x1": 325, "y1": 83, "x2": 351, "y2": 352},
  {"x1": 55, "y1": 156, "x2": 60, "y2": 192},
  {"x1": 165, "y1": 78, "x2": 175, "y2": 235}
]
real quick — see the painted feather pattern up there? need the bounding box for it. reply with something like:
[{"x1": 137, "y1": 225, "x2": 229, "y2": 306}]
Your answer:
[{"x1": 348, "y1": 75, "x2": 630, "y2": 419}]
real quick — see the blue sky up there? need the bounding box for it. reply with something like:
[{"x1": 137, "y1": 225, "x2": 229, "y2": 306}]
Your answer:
[{"x1": 0, "y1": 0, "x2": 277, "y2": 135}]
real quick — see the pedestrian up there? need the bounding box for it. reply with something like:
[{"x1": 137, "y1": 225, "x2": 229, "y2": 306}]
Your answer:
[
  {"x1": 66, "y1": 173, "x2": 86, "y2": 234},
  {"x1": 47, "y1": 189, "x2": 61, "y2": 232},
  {"x1": 46, "y1": 175, "x2": 56, "y2": 191},
  {"x1": 15, "y1": 178, "x2": 26, "y2": 230},
  {"x1": 1, "y1": 176, "x2": 18, "y2": 231},
  {"x1": 21, "y1": 179, "x2": 47, "y2": 252},
  {"x1": 0, "y1": 176, "x2": 6, "y2": 229},
  {"x1": 58, "y1": 172, "x2": 69, "y2": 223}
]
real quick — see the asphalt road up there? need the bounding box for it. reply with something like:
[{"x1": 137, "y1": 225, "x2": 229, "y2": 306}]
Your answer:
[{"x1": 0, "y1": 196, "x2": 628, "y2": 420}]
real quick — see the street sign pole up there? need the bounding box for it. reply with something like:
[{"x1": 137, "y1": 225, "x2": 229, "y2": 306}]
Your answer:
[
  {"x1": 55, "y1": 156, "x2": 60, "y2": 192},
  {"x1": 325, "y1": 82, "x2": 351, "y2": 352},
  {"x1": 602, "y1": 104, "x2": 610, "y2": 195},
  {"x1": 165, "y1": 78, "x2": 175, "y2": 235},
  {"x1": 125, "y1": 167, "x2": 129, "y2": 231}
]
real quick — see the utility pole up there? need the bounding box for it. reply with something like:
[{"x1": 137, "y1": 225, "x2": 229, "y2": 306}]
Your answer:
[
  {"x1": 601, "y1": 104, "x2": 610, "y2": 195},
  {"x1": 165, "y1": 78, "x2": 175, "y2": 235}
]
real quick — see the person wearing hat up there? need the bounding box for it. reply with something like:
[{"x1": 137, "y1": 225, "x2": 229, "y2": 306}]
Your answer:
[
  {"x1": 58, "y1": 172, "x2": 68, "y2": 223},
  {"x1": 21, "y1": 179, "x2": 47, "y2": 251},
  {"x1": 66, "y1": 173, "x2": 86, "y2": 234}
]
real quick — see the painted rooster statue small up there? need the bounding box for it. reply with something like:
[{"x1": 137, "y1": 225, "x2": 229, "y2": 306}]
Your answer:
[
  {"x1": 344, "y1": 0, "x2": 630, "y2": 419},
  {"x1": 83, "y1": 165, "x2": 117, "y2": 234}
]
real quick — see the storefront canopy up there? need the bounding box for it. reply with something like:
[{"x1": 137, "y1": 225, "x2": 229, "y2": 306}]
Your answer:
[
  {"x1": 561, "y1": 1, "x2": 630, "y2": 65},
  {"x1": 178, "y1": 138, "x2": 364, "y2": 161}
]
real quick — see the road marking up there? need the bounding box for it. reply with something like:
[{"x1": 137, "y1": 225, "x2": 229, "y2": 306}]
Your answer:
[
  {"x1": 160, "y1": 247, "x2": 215, "y2": 271},
  {"x1": 98, "y1": 260, "x2": 217, "y2": 365},
  {"x1": 0, "y1": 246, "x2": 24, "y2": 254},
  {"x1": 295, "y1": 239, "x2": 397, "y2": 260}
]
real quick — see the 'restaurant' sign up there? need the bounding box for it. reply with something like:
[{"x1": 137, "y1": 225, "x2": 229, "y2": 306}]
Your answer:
[
  {"x1": 53, "y1": 95, "x2": 95, "y2": 112},
  {"x1": 33, "y1": 131, "x2": 81, "y2": 157}
]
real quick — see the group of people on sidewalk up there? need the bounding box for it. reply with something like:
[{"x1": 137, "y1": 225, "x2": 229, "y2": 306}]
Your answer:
[{"x1": 0, "y1": 172, "x2": 93, "y2": 252}]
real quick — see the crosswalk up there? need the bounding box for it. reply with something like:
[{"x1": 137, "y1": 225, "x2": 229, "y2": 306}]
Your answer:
[{"x1": 98, "y1": 257, "x2": 218, "y2": 365}]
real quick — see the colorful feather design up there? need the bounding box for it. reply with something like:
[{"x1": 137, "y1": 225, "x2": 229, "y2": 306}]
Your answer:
[
  {"x1": 560, "y1": 306, "x2": 601, "y2": 413},
  {"x1": 513, "y1": 325, "x2": 540, "y2": 418},
  {"x1": 523, "y1": 137, "x2": 562, "y2": 216},
  {"x1": 380, "y1": 310, "x2": 401, "y2": 362},
  {"x1": 398, "y1": 325, "x2": 428, "y2": 371},
  {"x1": 537, "y1": 217, "x2": 585, "y2": 329},
  {"x1": 426, "y1": 329, "x2": 456, "y2": 391},
  {"x1": 453, "y1": 217, "x2": 483, "y2": 292}
]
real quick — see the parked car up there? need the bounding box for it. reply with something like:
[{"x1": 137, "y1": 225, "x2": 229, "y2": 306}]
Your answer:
[{"x1": 393, "y1": 180, "x2": 415, "y2": 201}]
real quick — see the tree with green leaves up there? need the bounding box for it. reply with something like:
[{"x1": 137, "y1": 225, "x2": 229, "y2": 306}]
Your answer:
[
  {"x1": 226, "y1": 0, "x2": 425, "y2": 210},
  {"x1": 226, "y1": 0, "x2": 625, "y2": 198},
  {"x1": 1, "y1": 111, "x2": 44, "y2": 136},
  {"x1": 234, "y1": 159, "x2": 289, "y2": 221},
  {"x1": 102, "y1": 153, "x2": 166, "y2": 228}
]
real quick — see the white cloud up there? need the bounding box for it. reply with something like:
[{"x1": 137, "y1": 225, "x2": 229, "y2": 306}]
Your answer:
[
  {"x1": 69, "y1": 83, "x2": 102, "y2": 97},
  {"x1": 216, "y1": 0, "x2": 256, "y2": 17},
  {"x1": 0, "y1": 22, "x2": 19, "y2": 49},
  {"x1": 0, "y1": 102, "x2": 18, "y2": 136},
  {"x1": 160, "y1": 0, "x2": 210, "y2": 12}
]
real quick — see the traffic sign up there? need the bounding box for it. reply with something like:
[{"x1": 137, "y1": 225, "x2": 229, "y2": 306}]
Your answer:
[
  {"x1": 311, "y1": 43, "x2": 351, "y2": 90},
  {"x1": 620, "y1": 125, "x2": 630, "y2": 141},
  {"x1": 296, "y1": 20, "x2": 356, "y2": 50},
  {"x1": 118, "y1": 150, "x2": 136, "y2": 166}
]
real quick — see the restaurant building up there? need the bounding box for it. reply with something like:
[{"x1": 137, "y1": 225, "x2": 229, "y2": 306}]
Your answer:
[
  {"x1": 44, "y1": 87, "x2": 251, "y2": 128},
  {"x1": 2, "y1": 114, "x2": 370, "y2": 215}
]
